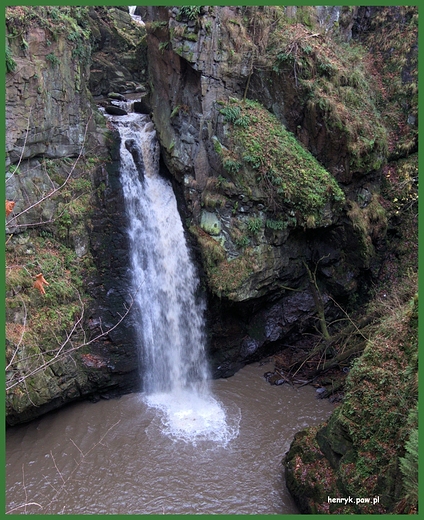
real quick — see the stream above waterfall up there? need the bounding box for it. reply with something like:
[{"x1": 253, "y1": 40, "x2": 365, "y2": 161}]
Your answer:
[{"x1": 6, "y1": 363, "x2": 334, "y2": 514}]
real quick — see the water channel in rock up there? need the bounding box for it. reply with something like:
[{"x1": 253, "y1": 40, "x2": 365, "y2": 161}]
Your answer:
[
  {"x1": 6, "y1": 363, "x2": 334, "y2": 514},
  {"x1": 110, "y1": 110, "x2": 236, "y2": 445}
]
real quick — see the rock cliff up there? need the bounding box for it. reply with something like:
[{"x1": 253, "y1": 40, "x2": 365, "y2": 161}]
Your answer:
[
  {"x1": 140, "y1": 6, "x2": 418, "y2": 512},
  {"x1": 5, "y1": 3, "x2": 418, "y2": 514},
  {"x1": 5, "y1": 6, "x2": 146, "y2": 425},
  {"x1": 142, "y1": 5, "x2": 416, "y2": 377}
]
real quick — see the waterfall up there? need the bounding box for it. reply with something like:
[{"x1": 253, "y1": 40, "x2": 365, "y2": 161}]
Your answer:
[
  {"x1": 107, "y1": 111, "x2": 238, "y2": 445},
  {"x1": 128, "y1": 6, "x2": 144, "y2": 26}
]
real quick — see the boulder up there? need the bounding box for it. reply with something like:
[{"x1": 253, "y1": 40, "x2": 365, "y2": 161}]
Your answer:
[{"x1": 105, "y1": 105, "x2": 128, "y2": 116}]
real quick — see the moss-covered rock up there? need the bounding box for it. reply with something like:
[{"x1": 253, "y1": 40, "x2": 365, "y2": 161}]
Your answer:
[
  {"x1": 284, "y1": 291, "x2": 418, "y2": 514},
  {"x1": 5, "y1": 6, "x2": 140, "y2": 425},
  {"x1": 217, "y1": 97, "x2": 345, "y2": 226}
]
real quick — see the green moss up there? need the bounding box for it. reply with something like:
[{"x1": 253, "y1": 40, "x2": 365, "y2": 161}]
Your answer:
[
  {"x1": 5, "y1": 154, "x2": 98, "y2": 410},
  {"x1": 7, "y1": 6, "x2": 92, "y2": 65},
  {"x1": 269, "y1": 21, "x2": 388, "y2": 173},
  {"x1": 334, "y1": 292, "x2": 416, "y2": 508},
  {"x1": 202, "y1": 191, "x2": 227, "y2": 210},
  {"x1": 219, "y1": 98, "x2": 344, "y2": 222},
  {"x1": 183, "y1": 31, "x2": 198, "y2": 42},
  {"x1": 346, "y1": 193, "x2": 387, "y2": 263},
  {"x1": 285, "y1": 251, "x2": 417, "y2": 513},
  {"x1": 361, "y1": 7, "x2": 417, "y2": 158},
  {"x1": 190, "y1": 225, "x2": 257, "y2": 298},
  {"x1": 6, "y1": 44, "x2": 17, "y2": 73},
  {"x1": 192, "y1": 226, "x2": 226, "y2": 271},
  {"x1": 208, "y1": 252, "x2": 254, "y2": 297}
]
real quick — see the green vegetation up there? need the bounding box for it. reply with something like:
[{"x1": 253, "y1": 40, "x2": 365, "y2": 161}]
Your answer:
[
  {"x1": 219, "y1": 98, "x2": 345, "y2": 225},
  {"x1": 286, "y1": 276, "x2": 418, "y2": 513},
  {"x1": 5, "y1": 156, "x2": 97, "y2": 410},
  {"x1": 265, "y1": 218, "x2": 288, "y2": 231},
  {"x1": 398, "y1": 407, "x2": 418, "y2": 512},
  {"x1": 46, "y1": 52, "x2": 60, "y2": 67},
  {"x1": 284, "y1": 164, "x2": 418, "y2": 511},
  {"x1": 334, "y1": 289, "x2": 418, "y2": 511},
  {"x1": 269, "y1": 23, "x2": 388, "y2": 172},
  {"x1": 6, "y1": 44, "x2": 17, "y2": 73},
  {"x1": 178, "y1": 6, "x2": 204, "y2": 21},
  {"x1": 224, "y1": 6, "x2": 394, "y2": 175},
  {"x1": 346, "y1": 193, "x2": 387, "y2": 263},
  {"x1": 6, "y1": 6, "x2": 92, "y2": 65},
  {"x1": 361, "y1": 6, "x2": 417, "y2": 158},
  {"x1": 223, "y1": 159, "x2": 242, "y2": 174},
  {"x1": 190, "y1": 226, "x2": 256, "y2": 298},
  {"x1": 159, "y1": 41, "x2": 170, "y2": 53},
  {"x1": 246, "y1": 217, "x2": 262, "y2": 235}
]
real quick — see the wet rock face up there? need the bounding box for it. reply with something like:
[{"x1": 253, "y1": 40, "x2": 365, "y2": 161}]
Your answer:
[
  {"x1": 88, "y1": 7, "x2": 148, "y2": 96},
  {"x1": 141, "y1": 5, "x2": 385, "y2": 373},
  {"x1": 5, "y1": 7, "x2": 141, "y2": 425},
  {"x1": 5, "y1": 26, "x2": 94, "y2": 168},
  {"x1": 207, "y1": 286, "x2": 335, "y2": 378},
  {"x1": 86, "y1": 133, "x2": 140, "y2": 395}
]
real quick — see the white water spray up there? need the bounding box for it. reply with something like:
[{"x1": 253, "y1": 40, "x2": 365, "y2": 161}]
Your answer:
[
  {"x1": 108, "y1": 111, "x2": 238, "y2": 445},
  {"x1": 128, "y1": 6, "x2": 145, "y2": 26}
]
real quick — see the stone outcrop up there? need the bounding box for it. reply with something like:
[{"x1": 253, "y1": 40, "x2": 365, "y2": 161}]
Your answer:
[
  {"x1": 142, "y1": 5, "x2": 414, "y2": 377},
  {"x1": 5, "y1": 6, "x2": 142, "y2": 425},
  {"x1": 88, "y1": 6, "x2": 147, "y2": 97},
  {"x1": 284, "y1": 294, "x2": 418, "y2": 514}
]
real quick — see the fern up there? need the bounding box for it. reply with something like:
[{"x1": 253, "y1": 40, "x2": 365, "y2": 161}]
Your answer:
[
  {"x1": 247, "y1": 217, "x2": 262, "y2": 235},
  {"x1": 220, "y1": 105, "x2": 241, "y2": 123},
  {"x1": 223, "y1": 159, "x2": 242, "y2": 174},
  {"x1": 234, "y1": 115, "x2": 250, "y2": 128},
  {"x1": 399, "y1": 427, "x2": 418, "y2": 506},
  {"x1": 6, "y1": 45, "x2": 16, "y2": 73},
  {"x1": 178, "y1": 6, "x2": 203, "y2": 21}
]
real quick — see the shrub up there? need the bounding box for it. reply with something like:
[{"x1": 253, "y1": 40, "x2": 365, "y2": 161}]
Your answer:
[
  {"x1": 46, "y1": 52, "x2": 60, "y2": 67},
  {"x1": 247, "y1": 217, "x2": 262, "y2": 235}
]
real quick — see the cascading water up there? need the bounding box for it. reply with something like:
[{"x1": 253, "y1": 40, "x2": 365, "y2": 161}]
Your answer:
[
  {"x1": 128, "y1": 6, "x2": 144, "y2": 25},
  {"x1": 107, "y1": 109, "x2": 238, "y2": 445}
]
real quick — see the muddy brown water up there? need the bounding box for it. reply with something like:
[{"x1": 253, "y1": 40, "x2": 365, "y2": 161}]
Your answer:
[{"x1": 6, "y1": 363, "x2": 334, "y2": 514}]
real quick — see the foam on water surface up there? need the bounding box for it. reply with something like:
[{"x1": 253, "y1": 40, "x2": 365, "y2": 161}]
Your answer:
[{"x1": 144, "y1": 390, "x2": 240, "y2": 447}]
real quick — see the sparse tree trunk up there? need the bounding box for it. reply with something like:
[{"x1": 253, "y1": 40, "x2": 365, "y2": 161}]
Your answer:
[{"x1": 304, "y1": 261, "x2": 330, "y2": 340}]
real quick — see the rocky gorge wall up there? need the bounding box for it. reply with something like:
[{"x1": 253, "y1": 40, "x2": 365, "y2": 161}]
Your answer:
[
  {"x1": 4, "y1": 3, "x2": 418, "y2": 514},
  {"x1": 136, "y1": 6, "x2": 418, "y2": 513},
  {"x1": 140, "y1": 5, "x2": 415, "y2": 377},
  {"x1": 5, "y1": 6, "x2": 146, "y2": 425}
]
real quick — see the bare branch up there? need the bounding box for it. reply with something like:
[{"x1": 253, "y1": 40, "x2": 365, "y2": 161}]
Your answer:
[
  {"x1": 6, "y1": 108, "x2": 32, "y2": 185},
  {"x1": 6, "y1": 501, "x2": 43, "y2": 514},
  {"x1": 6, "y1": 293, "x2": 134, "y2": 392},
  {"x1": 7, "y1": 114, "x2": 92, "y2": 226},
  {"x1": 8, "y1": 190, "x2": 94, "y2": 230},
  {"x1": 50, "y1": 450, "x2": 66, "y2": 486},
  {"x1": 6, "y1": 295, "x2": 27, "y2": 370}
]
